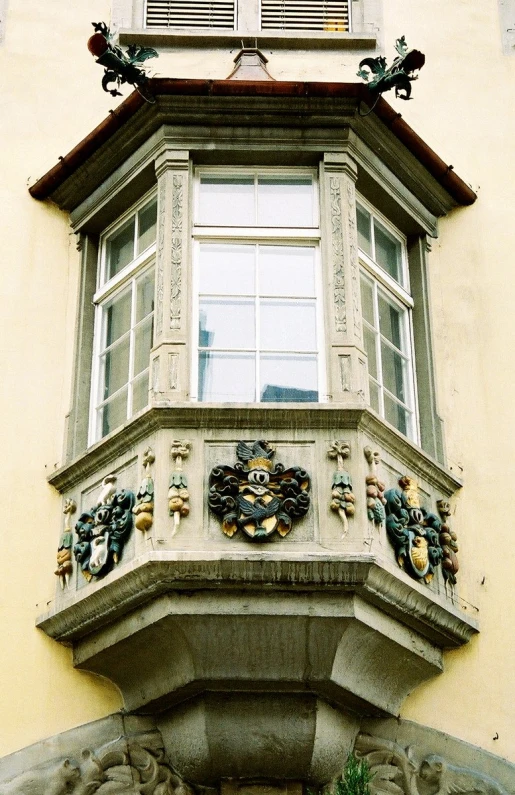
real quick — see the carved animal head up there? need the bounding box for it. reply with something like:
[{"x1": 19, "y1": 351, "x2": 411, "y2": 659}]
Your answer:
[{"x1": 419, "y1": 755, "x2": 444, "y2": 785}]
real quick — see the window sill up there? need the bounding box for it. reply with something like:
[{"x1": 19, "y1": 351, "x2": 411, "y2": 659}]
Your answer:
[{"x1": 118, "y1": 28, "x2": 377, "y2": 51}]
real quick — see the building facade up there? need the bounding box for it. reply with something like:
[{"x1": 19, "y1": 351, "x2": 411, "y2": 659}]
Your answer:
[{"x1": 0, "y1": 1, "x2": 514, "y2": 793}]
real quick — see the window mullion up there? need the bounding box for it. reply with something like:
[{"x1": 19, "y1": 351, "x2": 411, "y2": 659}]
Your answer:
[
  {"x1": 127, "y1": 277, "x2": 138, "y2": 420},
  {"x1": 373, "y1": 280, "x2": 385, "y2": 417}
]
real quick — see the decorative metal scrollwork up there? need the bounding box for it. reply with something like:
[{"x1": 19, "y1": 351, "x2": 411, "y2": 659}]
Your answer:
[
  {"x1": 357, "y1": 36, "x2": 425, "y2": 101},
  {"x1": 87, "y1": 22, "x2": 158, "y2": 101}
]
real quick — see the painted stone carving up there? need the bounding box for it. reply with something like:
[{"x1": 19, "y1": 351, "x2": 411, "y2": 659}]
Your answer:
[
  {"x1": 55, "y1": 498, "x2": 76, "y2": 589},
  {"x1": 384, "y1": 477, "x2": 443, "y2": 584},
  {"x1": 437, "y1": 499, "x2": 459, "y2": 586},
  {"x1": 328, "y1": 441, "x2": 355, "y2": 536},
  {"x1": 208, "y1": 440, "x2": 310, "y2": 541},
  {"x1": 1, "y1": 733, "x2": 195, "y2": 795},
  {"x1": 353, "y1": 733, "x2": 508, "y2": 795},
  {"x1": 169, "y1": 440, "x2": 190, "y2": 532},
  {"x1": 133, "y1": 448, "x2": 155, "y2": 532},
  {"x1": 73, "y1": 475, "x2": 135, "y2": 582},
  {"x1": 364, "y1": 446, "x2": 386, "y2": 525}
]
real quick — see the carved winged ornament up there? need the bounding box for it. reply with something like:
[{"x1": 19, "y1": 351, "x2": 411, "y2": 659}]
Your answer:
[{"x1": 208, "y1": 440, "x2": 310, "y2": 541}]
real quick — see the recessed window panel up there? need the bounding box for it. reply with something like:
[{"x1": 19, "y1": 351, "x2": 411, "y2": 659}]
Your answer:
[
  {"x1": 199, "y1": 298, "x2": 255, "y2": 349},
  {"x1": 259, "y1": 246, "x2": 315, "y2": 297},
  {"x1": 136, "y1": 271, "x2": 155, "y2": 322},
  {"x1": 199, "y1": 177, "x2": 255, "y2": 225},
  {"x1": 374, "y1": 219, "x2": 403, "y2": 284},
  {"x1": 357, "y1": 204, "x2": 372, "y2": 257},
  {"x1": 260, "y1": 300, "x2": 317, "y2": 351},
  {"x1": 132, "y1": 372, "x2": 150, "y2": 414},
  {"x1": 100, "y1": 388, "x2": 128, "y2": 438},
  {"x1": 199, "y1": 352, "x2": 255, "y2": 402},
  {"x1": 260, "y1": 354, "x2": 318, "y2": 402},
  {"x1": 378, "y1": 294, "x2": 403, "y2": 349},
  {"x1": 199, "y1": 244, "x2": 255, "y2": 295},
  {"x1": 257, "y1": 177, "x2": 314, "y2": 227},
  {"x1": 381, "y1": 342, "x2": 408, "y2": 403},
  {"x1": 137, "y1": 199, "x2": 158, "y2": 254},
  {"x1": 106, "y1": 218, "x2": 135, "y2": 281}
]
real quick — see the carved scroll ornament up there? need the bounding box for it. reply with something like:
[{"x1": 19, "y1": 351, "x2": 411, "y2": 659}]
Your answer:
[
  {"x1": 1, "y1": 733, "x2": 195, "y2": 795},
  {"x1": 208, "y1": 440, "x2": 310, "y2": 541},
  {"x1": 73, "y1": 475, "x2": 135, "y2": 582}
]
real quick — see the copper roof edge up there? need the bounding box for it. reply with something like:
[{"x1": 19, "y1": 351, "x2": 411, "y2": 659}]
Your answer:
[{"x1": 29, "y1": 78, "x2": 476, "y2": 206}]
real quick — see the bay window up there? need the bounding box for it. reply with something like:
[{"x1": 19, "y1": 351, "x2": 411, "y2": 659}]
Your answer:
[
  {"x1": 89, "y1": 193, "x2": 157, "y2": 443},
  {"x1": 357, "y1": 198, "x2": 418, "y2": 441},
  {"x1": 192, "y1": 170, "x2": 324, "y2": 403}
]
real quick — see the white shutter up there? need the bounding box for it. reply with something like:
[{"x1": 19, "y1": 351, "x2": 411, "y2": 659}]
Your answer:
[
  {"x1": 145, "y1": 0, "x2": 235, "y2": 29},
  {"x1": 261, "y1": 0, "x2": 350, "y2": 31}
]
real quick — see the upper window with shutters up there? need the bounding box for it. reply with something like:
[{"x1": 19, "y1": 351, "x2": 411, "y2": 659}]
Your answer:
[
  {"x1": 120, "y1": 0, "x2": 380, "y2": 42},
  {"x1": 145, "y1": 1, "x2": 351, "y2": 32}
]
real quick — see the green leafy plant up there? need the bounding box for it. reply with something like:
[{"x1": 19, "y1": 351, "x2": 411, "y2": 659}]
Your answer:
[{"x1": 334, "y1": 755, "x2": 373, "y2": 795}]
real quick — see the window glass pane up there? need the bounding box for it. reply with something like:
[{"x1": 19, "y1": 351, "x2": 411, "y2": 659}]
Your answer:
[
  {"x1": 100, "y1": 388, "x2": 128, "y2": 438},
  {"x1": 260, "y1": 300, "x2": 317, "y2": 351},
  {"x1": 132, "y1": 372, "x2": 149, "y2": 414},
  {"x1": 260, "y1": 354, "x2": 318, "y2": 402},
  {"x1": 378, "y1": 293, "x2": 403, "y2": 350},
  {"x1": 136, "y1": 270, "x2": 155, "y2": 322},
  {"x1": 199, "y1": 298, "x2": 255, "y2": 349},
  {"x1": 360, "y1": 275, "x2": 374, "y2": 326},
  {"x1": 101, "y1": 339, "x2": 130, "y2": 400},
  {"x1": 199, "y1": 244, "x2": 255, "y2": 295},
  {"x1": 369, "y1": 380, "x2": 380, "y2": 414},
  {"x1": 134, "y1": 318, "x2": 153, "y2": 376},
  {"x1": 103, "y1": 289, "x2": 132, "y2": 347},
  {"x1": 199, "y1": 352, "x2": 255, "y2": 401},
  {"x1": 357, "y1": 204, "x2": 372, "y2": 257},
  {"x1": 106, "y1": 217, "x2": 135, "y2": 280},
  {"x1": 381, "y1": 342, "x2": 408, "y2": 403},
  {"x1": 259, "y1": 246, "x2": 315, "y2": 297},
  {"x1": 384, "y1": 393, "x2": 410, "y2": 437},
  {"x1": 199, "y1": 177, "x2": 255, "y2": 225},
  {"x1": 137, "y1": 198, "x2": 157, "y2": 254},
  {"x1": 257, "y1": 177, "x2": 314, "y2": 227},
  {"x1": 363, "y1": 325, "x2": 378, "y2": 380},
  {"x1": 374, "y1": 219, "x2": 403, "y2": 284}
]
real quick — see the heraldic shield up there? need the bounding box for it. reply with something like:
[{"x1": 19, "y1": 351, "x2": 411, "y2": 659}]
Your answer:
[{"x1": 208, "y1": 440, "x2": 311, "y2": 541}]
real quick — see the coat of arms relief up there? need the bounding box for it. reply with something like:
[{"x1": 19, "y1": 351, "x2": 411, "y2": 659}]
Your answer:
[{"x1": 208, "y1": 440, "x2": 311, "y2": 541}]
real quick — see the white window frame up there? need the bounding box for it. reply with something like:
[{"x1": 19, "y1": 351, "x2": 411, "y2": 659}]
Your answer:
[
  {"x1": 190, "y1": 166, "x2": 326, "y2": 404},
  {"x1": 88, "y1": 189, "x2": 157, "y2": 445},
  {"x1": 357, "y1": 195, "x2": 420, "y2": 443}
]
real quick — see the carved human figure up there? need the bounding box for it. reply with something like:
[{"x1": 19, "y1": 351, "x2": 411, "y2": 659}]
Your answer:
[
  {"x1": 55, "y1": 498, "x2": 76, "y2": 589},
  {"x1": 418, "y1": 755, "x2": 507, "y2": 795},
  {"x1": 364, "y1": 446, "x2": 387, "y2": 526}
]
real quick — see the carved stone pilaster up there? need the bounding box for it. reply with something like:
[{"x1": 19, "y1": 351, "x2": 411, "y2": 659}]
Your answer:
[
  {"x1": 152, "y1": 149, "x2": 190, "y2": 403},
  {"x1": 322, "y1": 152, "x2": 368, "y2": 403}
]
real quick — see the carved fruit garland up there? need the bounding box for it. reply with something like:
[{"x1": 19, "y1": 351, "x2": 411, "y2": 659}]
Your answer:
[
  {"x1": 55, "y1": 498, "x2": 76, "y2": 589},
  {"x1": 437, "y1": 498, "x2": 459, "y2": 586},
  {"x1": 169, "y1": 440, "x2": 191, "y2": 533},
  {"x1": 364, "y1": 446, "x2": 386, "y2": 525},
  {"x1": 133, "y1": 448, "x2": 155, "y2": 532},
  {"x1": 328, "y1": 441, "x2": 355, "y2": 536}
]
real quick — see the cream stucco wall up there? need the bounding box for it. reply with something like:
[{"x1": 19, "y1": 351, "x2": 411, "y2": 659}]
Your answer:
[{"x1": 0, "y1": 0, "x2": 514, "y2": 767}]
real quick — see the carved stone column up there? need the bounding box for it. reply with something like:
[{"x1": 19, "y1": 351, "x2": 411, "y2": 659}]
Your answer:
[
  {"x1": 151, "y1": 149, "x2": 190, "y2": 403},
  {"x1": 321, "y1": 152, "x2": 369, "y2": 403}
]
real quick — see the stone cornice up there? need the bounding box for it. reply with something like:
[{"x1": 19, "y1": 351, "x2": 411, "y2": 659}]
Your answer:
[{"x1": 36, "y1": 554, "x2": 477, "y2": 648}]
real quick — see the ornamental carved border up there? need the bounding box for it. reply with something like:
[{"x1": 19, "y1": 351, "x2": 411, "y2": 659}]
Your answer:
[
  {"x1": 330, "y1": 176, "x2": 347, "y2": 333},
  {"x1": 1, "y1": 732, "x2": 195, "y2": 795},
  {"x1": 170, "y1": 174, "x2": 183, "y2": 331}
]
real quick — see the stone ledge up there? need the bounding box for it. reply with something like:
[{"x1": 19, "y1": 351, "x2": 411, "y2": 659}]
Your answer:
[
  {"x1": 36, "y1": 554, "x2": 477, "y2": 648},
  {"x1": 118, "y1": 28, "x2": 377, "y2": 51},
  {"x1": 48, "y1": 404, "x2": 462, "y2": 494}
]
